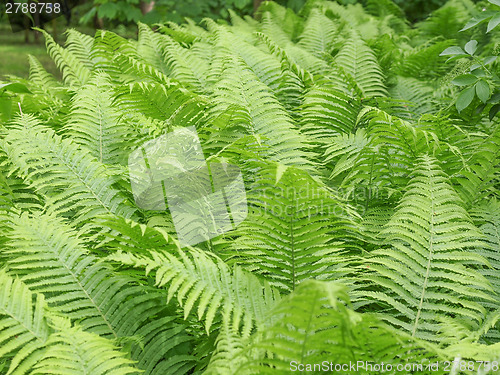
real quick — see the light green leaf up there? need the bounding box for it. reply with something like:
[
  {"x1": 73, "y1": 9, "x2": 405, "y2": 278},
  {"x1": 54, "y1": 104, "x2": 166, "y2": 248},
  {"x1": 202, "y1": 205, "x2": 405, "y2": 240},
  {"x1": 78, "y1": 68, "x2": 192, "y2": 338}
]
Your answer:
[
  {"x1": 460, "y1": 12, "x2": 494, "y2": 31},
  {"x1": 488, "y1": 0, "x2": 500, "y2": 6},
  {"x1": 476, "y1": 80, "x2": 490, "y2": 103},
  {"x1": 452, "y1": 74, "x2": 477, "y2": 86},
  {"x1": 0, "y1": 82, "x2": 31, "y2": 94},
  {"x1": 487, "y1": 14, "x2": 500, "y2": 32},
  {"x1": 489, "y1": 103, "x2": 500, "y2": 120},
  {"x1": 465, "y1": 40, "x2": 478, "y2": 55},
  {"x1": 97, "y1": 2, "x2": 118, "y2": 19},
  {"x1": 484, "y1": 56, "x2": 497, "y2": 65},
  {"x1": 440, "y1": 46, "x2": 466, "y2": 56},
  {"x1": 0, "y1": 97, "x2": 12, "y2": 121},
  {"x1": 456, "y1": 86, "x2": 476, "y2": 112}
]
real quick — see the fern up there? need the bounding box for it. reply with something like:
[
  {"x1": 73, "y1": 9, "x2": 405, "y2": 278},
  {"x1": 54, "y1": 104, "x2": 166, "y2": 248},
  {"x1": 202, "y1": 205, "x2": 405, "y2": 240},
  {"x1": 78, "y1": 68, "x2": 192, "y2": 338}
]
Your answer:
[
  {"x1": 0, "y1": 270, "x2": 51, "y2": 375},
  {"x1": 354, "y1": 155, "x2": 494, "y2": 341},
  {"x1": 107, "y1": 248, "x2": 281, "y2": 333},
  {"x1": 4, "y1": 211, "x2": 196, "y2": 375},
  {"x1": 229, "y1": 163, "x2": 357, "y2": 293},
  {"x1": 2, "y1": 114, "x2": 136, "y2": 226},
  {"x1": 38, "y1": 29, "x2": 91, "y2": 87},
  {"x1": 0, "y1": 271, "x2": 141, "y2": 375},
  {"x1": 1, "y1": 0, "x2": 500, "y2": 372},
  {"x1": 334, "y1": 31, "x2": 388, "y2": 98},
  {"x1": 65, "y1": 72, "x2": 134, "y2": 165},
  {"x1": 234, "y1": 280, "x2": 445, "y2": 374},
  {"x1": 32, "y1": 319, "x2": 139, "y2": 375}
]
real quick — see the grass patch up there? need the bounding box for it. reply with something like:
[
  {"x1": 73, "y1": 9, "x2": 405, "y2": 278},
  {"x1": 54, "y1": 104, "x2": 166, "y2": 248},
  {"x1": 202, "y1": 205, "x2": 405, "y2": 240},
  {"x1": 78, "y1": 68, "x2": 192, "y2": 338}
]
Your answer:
[{"x1": 0, "y1": 27, "x2": 61, "y2": 80}]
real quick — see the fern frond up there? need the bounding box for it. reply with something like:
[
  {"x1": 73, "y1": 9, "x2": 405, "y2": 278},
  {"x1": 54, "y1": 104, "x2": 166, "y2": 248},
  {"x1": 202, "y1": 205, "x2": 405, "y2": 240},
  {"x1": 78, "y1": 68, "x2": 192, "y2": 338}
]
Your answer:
[
  {"x1": 115, "y1": 82, "x2": 206, "y2": 129},
  {"x1": 297, "y1": 8, "x2": 338, "y2": 58},
  {"x1": 0, "y1": 270, "x2": 51, "y2": 375},
  {"x1": 38, "y1": 29, "x2": 90, "y2": 87},
  {"x1": 5, "y1": 211, "x2": 196, "y2": 375},
  {"x1": 334, "y1": 32, "x2": 387, "y2": 98},
  {"x1": 2, "y1": 114, "x2": 136, "y2": 225},
  {"x1": 65, "y1": 72, "x2": 134, "y2": 165},
  {"x1": 235, "y1": 280, "x2": 444, "y2": 374},
  {"x1": 64, "y1": 29, "x2": 94, "y2": 70},
  {"x1": 471, "y1": 200, "x2": 500, "y2": 342},
  {"x1": 338, "y1": 108, "x2": 440, "y2": 201},
  {"x1": 107, "y1": 248, "x2": 281, "y2": 333},
  {"x1": 136, "y1": 23, "x2": 170, "y2": 75},
  {"x1": 451, "y1": 124, "x2": 500, "y2": 208},
  {"x1": 91, "y1": 30, "x2": 137, "y2": 78},
  {"x1": 395, "y1": 40, "x2": 455, "y2": 79},
  {"x1": 354, "y1": 155, "x2": 494, "y2": 341},
  {"x1": 230, "y1": 163, "x2": 357, "y2": 293},
  {"x1": 204, "y1": 309, "x2": 249, "y2": 375},
  {"x1": 389, "y1": 76, "x2": 437, "y2": 116},
  {"x1": 27, "y1": 55, "x2": 59, "y2": 93},
  {"x1": 33, "y1": 321, "x2": 139, "y2": 375},
  {"x1": 158, "y1": 32, "x2": 209, "y2": 92},
  {"x1": 300, "y1": 84, "x2": 360, "y2": 149},
  {"x1": 209, "y1": 57, "x2": 310, "y2": 168}
]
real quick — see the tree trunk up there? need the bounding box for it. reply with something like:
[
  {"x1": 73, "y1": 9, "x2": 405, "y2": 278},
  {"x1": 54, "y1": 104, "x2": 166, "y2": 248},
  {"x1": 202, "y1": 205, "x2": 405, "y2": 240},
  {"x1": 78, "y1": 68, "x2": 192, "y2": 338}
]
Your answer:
[
  {"x1": 33, "y1": 12, "x2": 40, "y2": 44},
  {"x1": 140, "y1": 1, "x2": 155, "y2": 15},
  {"x1": 93, "y1": 13, "x2": 104, "y2": 29},
  {"x1": 253, "y1": 0, "x2": 263, "y2": 13}
]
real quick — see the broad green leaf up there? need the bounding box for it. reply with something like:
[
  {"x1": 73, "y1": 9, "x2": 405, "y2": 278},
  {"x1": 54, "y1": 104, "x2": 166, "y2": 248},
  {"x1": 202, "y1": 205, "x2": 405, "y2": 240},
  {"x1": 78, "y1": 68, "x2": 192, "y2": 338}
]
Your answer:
[
  {"x1": 485, "y1": 56, "x2": 497, "y2": 65},
  {"x1": 471, "y1": 68, "x2": 486, "y2": 77},
  {"x1": 488, "y1": 0, "x2": 500, "y2": 6},
  {"x1": 0, "y1": 97, "x2": 12, "y2": 121},
  {"x1": 97, "y1": 2, "x2": 118, "y2": 19},
  {"x1": 460, "y1": 12, "x2": 495, "y2": 31},
  {"x1": 452, "y1": 74, "x2": 477, "y2": 86},
  {"x1": 0, "y1": 82, "x2": 31, "y2": 94},
  {"x1": 487, "y1": 14, "x2": 500, "y2": 32},
  {"x1": 476, "y1": 80, "x2": 490, "y2": 103},
  {"x1": 465, "y1": 40, "x2": 478, "y2": 55},
  {"x1": 234, "y1": 0, "x2": 248, "y2": 9},
  {"x1": 456, "y1": 86, "x2": 475, "y2": 112},
  {"x1": 440, "y1": 46, "x2": 466, "y2": 56},
  {"x1": 489, "y1": 92, "x2": 500, "y2": 103}
]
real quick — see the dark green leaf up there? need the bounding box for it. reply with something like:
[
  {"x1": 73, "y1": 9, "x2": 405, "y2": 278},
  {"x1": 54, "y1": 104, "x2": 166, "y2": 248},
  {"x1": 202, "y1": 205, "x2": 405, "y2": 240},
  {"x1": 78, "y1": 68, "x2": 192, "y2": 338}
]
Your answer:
[
  {"x1": 489, "y1": 103, "x2": 500, "y2": 120},
  {"x1": 456, "y1": 86, "x2": 475, "y2": 112},
  {"x1": 488, "y1": 92, "x2": 500, "y2": 103}
]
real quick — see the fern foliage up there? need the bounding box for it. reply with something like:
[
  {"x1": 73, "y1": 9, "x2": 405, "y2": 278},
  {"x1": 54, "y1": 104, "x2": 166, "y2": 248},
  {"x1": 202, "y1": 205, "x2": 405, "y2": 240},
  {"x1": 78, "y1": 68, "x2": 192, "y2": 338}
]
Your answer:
[
  {"x1": 354, "y1": 155, "x2": 493, "y2": 341},
  {"x1": 0, "y1": 0, "x2": 499, "y2": 373}
]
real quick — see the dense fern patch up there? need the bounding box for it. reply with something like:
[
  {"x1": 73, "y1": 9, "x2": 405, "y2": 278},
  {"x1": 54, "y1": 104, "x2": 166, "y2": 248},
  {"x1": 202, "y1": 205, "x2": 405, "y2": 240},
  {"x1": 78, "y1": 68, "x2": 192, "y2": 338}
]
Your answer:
[{"x1": 0, "y1": 0, "x2": 499, "y2": 374}]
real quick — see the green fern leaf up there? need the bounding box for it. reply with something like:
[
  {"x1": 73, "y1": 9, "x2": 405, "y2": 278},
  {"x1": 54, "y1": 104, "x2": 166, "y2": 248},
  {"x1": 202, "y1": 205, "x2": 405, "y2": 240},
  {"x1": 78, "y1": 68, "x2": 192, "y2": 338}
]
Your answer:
[
  {"x1": 335, "y1": 32, "x2": 387, "y2": 98},
  {"x1": 0, "y1": 270, "x2": 51, "y2": 375},
  {"x1": 355, "y1": 155, "x2": 494, "y2": 340},
  {"x1": 2, "y1": 114, "x2": 136, "y2": 226}
]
